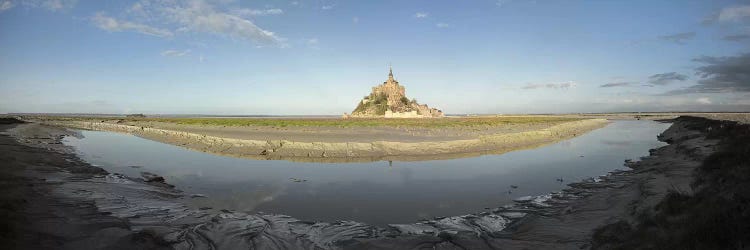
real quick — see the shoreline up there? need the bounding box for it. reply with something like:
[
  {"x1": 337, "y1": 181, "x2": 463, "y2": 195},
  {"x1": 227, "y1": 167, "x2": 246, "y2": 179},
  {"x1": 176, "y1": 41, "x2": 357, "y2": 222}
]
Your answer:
[
  {"x1": 1, "y1": 116, "x2": 743, "y2": 249},
  {"x1": 33, "y1": 118, "x2": 609, "y2": 163}
]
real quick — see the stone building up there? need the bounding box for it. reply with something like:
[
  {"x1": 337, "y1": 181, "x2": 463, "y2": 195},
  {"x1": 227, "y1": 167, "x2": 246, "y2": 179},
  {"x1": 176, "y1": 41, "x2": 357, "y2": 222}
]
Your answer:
[
  {"x1": 372, "y1": 68, "x2": 406, "y2": 107},
  {"x1": 347, "y1": 67, "x2": 444, "y2": 118}
]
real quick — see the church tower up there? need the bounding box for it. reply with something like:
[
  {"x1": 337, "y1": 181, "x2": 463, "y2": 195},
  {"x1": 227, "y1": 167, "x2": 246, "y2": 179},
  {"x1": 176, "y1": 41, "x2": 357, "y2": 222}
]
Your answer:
[{"x1": 387, "y1": 65, "x2": 397, "y2": 85}]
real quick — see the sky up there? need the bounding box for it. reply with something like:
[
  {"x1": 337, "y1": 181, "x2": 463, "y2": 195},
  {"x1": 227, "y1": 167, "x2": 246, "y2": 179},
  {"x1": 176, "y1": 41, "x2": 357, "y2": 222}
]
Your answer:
[{"x1": 1, "y1": 0, "x2": 749, "y2": 115}]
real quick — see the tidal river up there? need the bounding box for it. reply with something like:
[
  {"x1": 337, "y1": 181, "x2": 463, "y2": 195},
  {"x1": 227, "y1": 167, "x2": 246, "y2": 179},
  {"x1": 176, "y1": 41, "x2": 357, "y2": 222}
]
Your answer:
[{"x1": 62, "y1": 120, "x2": 670, "y2": 226}]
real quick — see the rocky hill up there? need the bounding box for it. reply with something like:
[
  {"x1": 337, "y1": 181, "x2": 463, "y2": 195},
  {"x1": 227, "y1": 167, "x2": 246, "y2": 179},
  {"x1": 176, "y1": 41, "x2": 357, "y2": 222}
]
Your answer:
[{"x1": 347, "y1": 67, "x2": 443, "y2": 118}]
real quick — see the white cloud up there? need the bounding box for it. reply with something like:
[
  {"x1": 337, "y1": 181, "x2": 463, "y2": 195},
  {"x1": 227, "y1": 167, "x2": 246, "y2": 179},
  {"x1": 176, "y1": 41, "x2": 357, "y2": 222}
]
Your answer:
[
  {"x1": 496, "y1": 0, "x2": 511, "y2": 7},
  {"x1": 306, "y1": 38, "x2": 320, "y2": 49},
  {"x1": 436, "y1": 22, "x2": 450, "y2": 28},
  {"x1": 129, "y1": 2, "x2": 143, "y2": 11},
  {"x1": 522, "y1": 81, "x2": 577, "y2": 90},
  {"x1": 232, "y1": 8, "x2": 283, "y2": 17},
  {"x1": 414, "y1": 12, "x2": 428, "y2": 18},
  {"x1": 161, "y1": 49, "x2": 191, "y2": 57},
  {"x1": 697, "y1": 97, "x2": 712, "y2": 104},
  {"x1": 0, "y1": 1, "x2": 14, "y2": 11},
  {"x1": 91, "y1": 12, "x2": 174, "y2": 38},
  {"x1": 155, "y1": 0, "x2": 284, "y2": 45},
  {"x1": 37, "y1": 0, "x2": 75, "y2": 11},
  {"x1": 321, "y1": 5, "x2": 334, "y2": 10},
  {"x1": 91, "y1": 0, "x2": 285, "y2": 46},
  {"x1": 1, "y1": 0, "x2": 76, "y2": 12},
  {"x1": 717, "y1": 5, "x2": 750, "y2": 22}
]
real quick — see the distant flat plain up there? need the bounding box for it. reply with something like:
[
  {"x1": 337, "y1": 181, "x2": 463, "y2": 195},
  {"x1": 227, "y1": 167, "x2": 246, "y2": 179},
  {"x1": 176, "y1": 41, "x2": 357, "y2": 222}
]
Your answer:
[
  {"x1": 23, "y1": 112, "x2": 749, "y2": 143},
  {"x1": 19, "y1": 113, "x2": 749, "y2": 162},
  {"x1": 32, "y1": 115, "x2": 588, "y2": 143}
]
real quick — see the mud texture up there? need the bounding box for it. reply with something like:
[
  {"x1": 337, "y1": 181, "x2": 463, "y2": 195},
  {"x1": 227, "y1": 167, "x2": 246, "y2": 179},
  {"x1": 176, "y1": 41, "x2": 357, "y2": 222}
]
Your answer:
[
  {"x1": 0, "y1": 116, "x2": 736, "y2": 249},
  {"x1": 590, "y1": 116, "x2": 750, "y2": 249}
]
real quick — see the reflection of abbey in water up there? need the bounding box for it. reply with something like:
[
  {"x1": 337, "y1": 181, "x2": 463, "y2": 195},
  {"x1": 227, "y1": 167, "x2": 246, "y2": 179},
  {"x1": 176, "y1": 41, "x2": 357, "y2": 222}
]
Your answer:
[{"x1": 345, "y1": 66, "x2": 444, "y2": 118}]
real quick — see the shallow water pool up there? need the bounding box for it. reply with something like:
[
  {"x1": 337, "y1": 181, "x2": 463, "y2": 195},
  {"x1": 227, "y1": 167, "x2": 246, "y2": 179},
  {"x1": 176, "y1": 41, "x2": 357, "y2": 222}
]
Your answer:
[{"x1": 63, "y1": 120, "x2": 670, "y2": 226}]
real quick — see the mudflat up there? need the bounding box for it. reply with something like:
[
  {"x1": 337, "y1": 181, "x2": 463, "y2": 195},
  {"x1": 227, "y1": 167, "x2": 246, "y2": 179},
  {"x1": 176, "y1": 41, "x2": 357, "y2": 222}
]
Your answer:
[
  {"x1": 33, "y1": 116, "x2": 590, "y2": 142},
  {"x1": 2, "y1": 116, "x2": 747, "y2": 249},
  {"x1": 27, "y1": 116, "x2": 610, "y2": 162}
]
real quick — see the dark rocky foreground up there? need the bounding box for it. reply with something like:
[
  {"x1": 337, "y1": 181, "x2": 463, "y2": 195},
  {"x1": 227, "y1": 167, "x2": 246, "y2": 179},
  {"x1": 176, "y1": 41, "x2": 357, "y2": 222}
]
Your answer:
[
  {"x1": 591, "y1": 116, "x2": 750, "y2": 249},
  {"x1": 0, "y1": 116, "x2": 745, "y2": 249}
]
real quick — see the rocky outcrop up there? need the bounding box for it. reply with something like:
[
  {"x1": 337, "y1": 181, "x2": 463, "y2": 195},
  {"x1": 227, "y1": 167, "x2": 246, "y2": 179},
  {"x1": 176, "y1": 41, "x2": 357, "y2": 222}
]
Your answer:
[{"x1": 348, "y1": 67, "x2": 444, "y2": 118}]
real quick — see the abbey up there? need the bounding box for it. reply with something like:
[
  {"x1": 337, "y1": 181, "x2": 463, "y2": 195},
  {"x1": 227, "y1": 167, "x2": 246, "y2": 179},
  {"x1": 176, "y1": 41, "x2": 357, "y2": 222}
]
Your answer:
[{"x1": 346, "y1": 67, "x2": 444, "y2": 118}]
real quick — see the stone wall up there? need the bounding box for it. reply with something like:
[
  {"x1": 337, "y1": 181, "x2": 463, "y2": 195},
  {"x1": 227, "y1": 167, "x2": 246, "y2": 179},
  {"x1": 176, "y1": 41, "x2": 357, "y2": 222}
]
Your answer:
[
  {"x1": 413, "y1": 103, "x2": 443, "y2": 117},
  {"x1": 372, "y1": 80, "x2": 406, "y2": 107},
  {"x1": 384, "y1": 110, "x2": 423, "y2": 118}
]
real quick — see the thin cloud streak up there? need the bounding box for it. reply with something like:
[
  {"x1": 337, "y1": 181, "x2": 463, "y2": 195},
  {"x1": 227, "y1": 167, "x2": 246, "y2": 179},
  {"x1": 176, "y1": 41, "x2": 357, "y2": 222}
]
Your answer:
[
  {"x1": 0, "y1": 0, "x2": 77, "y2": 12},
  {"x1": 716, "y1": 5, "x2": 750, "y2": 23},
  {"x1": 522, "y1": 81, "x2": 576, "y2": 90},
  {"x1": 600, "y1": 82, "x2": 633, "y2": 88},
  {"x1": 91, "y1": 12, "x2": 173, "y2": 38},
  {"x1": 648, "y1": 72, "x2": 688, "y2": 85},
  {"x1": 232, "y1": 8, "x2": 283, "y2": 17},
  {"x1": 161, "y1": 49, "x2": 190, "y2": 57},
  {"x1": 723, "y1": 34, "x2": 750, "y2": 41},
  {"x1": 659, "y1": 32, "x2": 695, "y2": 45}
]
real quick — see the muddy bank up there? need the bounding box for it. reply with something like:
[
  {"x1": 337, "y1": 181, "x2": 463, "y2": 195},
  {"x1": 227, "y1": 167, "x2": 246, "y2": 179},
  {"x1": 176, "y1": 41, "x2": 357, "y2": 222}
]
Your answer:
[
  {"x1": 591, "y1": 116, "x2": 750, "y2": 249},
  {"x1": 0, "y1": 121, "x2": 169, "y2": 249},
  {"x1": 34, "y1": 118, "x2": 609, "y2": 162},
  {"x1": 1, "y1": 116, "x2": 736, "y2": 249},
  {"x1": 1, "y1": 122, "x2": 525, "y2": 249}
]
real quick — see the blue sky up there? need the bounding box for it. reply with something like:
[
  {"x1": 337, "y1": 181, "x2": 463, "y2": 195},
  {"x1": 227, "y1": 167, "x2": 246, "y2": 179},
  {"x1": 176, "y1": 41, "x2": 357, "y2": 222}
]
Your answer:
[{"x1": 1, "y1": 0, "x2": 749, "y2": 115}]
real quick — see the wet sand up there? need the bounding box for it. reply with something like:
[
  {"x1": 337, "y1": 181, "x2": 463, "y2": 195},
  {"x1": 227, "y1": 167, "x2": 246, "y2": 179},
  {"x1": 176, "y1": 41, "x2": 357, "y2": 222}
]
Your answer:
[
  {"x1": 30, "y1": 117, "x2": 610, "y2": 162},
  {"x1": 0, "y1": 121, "x2": 170, "y2": 249}
]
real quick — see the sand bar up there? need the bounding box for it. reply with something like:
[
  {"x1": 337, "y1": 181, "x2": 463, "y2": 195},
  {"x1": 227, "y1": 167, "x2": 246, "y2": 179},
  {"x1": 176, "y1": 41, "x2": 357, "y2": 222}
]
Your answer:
[{"x1": 28, "y1": 116, "x2": 609, "y2": 162}]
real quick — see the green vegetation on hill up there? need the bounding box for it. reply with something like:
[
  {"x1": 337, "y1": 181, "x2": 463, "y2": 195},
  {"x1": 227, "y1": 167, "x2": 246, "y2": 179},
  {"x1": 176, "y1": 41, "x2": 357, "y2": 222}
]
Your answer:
[
  {"x1": 353, "y1": 93, "x2": 389, "y2": 115},
  {"x1": 400, "y1": 96, "x2": 410, "y2": 105}
]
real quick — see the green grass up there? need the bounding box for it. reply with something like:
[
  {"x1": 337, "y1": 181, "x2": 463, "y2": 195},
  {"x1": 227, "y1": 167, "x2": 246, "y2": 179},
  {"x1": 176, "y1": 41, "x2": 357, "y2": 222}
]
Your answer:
[
  {"x1": 45, "y1": 116, "x2": 585, "y2": 128},
  {"x1": 353, "y1": 93, "x2": 390, "y2": 115}
]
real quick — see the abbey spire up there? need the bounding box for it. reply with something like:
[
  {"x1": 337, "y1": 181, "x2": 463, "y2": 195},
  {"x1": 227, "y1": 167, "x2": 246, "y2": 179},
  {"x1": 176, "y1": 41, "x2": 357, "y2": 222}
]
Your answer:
[{"x1": 388, "y1": 65, "x2": 395, "y2": 82}]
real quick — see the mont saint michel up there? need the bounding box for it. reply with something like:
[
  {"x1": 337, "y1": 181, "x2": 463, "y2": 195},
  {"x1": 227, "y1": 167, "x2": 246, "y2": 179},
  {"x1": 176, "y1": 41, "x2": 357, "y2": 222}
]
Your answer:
[
  {"x1": 3, "y1": 1, "x2": 749, "y2": 249},
  {"x1": 346, "y1": 67, "x2": 444, "y2": 118}
]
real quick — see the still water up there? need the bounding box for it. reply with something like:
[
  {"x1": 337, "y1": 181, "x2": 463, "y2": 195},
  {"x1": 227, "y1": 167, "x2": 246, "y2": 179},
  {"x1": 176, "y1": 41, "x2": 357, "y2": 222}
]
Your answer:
[{"x1": 63, "y1": 120, "x2": 670, "y2": 226}]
